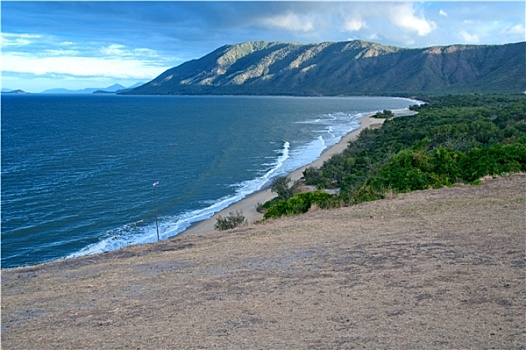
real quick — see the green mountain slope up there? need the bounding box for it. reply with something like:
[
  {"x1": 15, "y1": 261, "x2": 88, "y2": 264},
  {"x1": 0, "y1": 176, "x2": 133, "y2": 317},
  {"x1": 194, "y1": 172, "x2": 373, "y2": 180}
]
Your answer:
[{"x1": 127, "y1": 40, "x2": 526, "y2": 95}]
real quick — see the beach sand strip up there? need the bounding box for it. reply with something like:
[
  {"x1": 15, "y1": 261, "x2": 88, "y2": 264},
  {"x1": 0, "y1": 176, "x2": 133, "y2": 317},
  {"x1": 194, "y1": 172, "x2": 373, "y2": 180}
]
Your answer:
[{"x1": 183, "y1": 111, "x2": 410, "y2": 235}]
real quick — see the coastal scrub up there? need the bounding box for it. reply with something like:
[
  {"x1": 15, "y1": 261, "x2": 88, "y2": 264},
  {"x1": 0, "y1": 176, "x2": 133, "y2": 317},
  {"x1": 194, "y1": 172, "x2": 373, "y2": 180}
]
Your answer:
[{"x1": 264, "y1": 94, "x2": 526, "y2": 217}]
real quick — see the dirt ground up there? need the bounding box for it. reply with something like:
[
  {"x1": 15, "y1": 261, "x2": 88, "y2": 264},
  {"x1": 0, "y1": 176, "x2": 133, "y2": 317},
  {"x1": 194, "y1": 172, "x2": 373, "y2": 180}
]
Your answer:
[{"x1": 2, "y1": 174, "x2": 525, "y2": 349}]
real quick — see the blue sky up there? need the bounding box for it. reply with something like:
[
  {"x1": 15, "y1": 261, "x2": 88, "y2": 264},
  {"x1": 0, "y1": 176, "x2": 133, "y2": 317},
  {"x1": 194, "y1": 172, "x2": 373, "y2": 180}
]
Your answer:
[{"x1": 2, "y1": 1, "x2": 524, "y2": 92}]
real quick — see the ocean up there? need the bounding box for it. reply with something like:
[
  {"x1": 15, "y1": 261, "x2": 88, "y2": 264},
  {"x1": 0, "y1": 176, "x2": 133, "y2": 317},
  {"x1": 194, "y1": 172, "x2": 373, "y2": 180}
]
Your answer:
[{"x1": 1, "y1": 94, "x2": 416, "y2": 268}]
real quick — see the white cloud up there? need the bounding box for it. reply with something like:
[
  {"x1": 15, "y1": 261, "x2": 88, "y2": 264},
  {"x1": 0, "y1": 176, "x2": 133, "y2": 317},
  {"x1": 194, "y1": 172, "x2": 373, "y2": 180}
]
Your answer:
[
  {"x1": 43, "y1": 49, "x2": 80, "y2": 56},
  {"x1": 2, "y1": 32, "x2": 179, "y2": 88},
  {"x1": 501, "y1": 23, "x2": 525, "y2": 36},
  {"x1": 2, "y1": 53, "x2": 169, "y2": 80},
  {"x1": 262, "y1": 13, "x2": 314, "y2": 32},
  {"x1": 100, "y1": 44, "x2": 164, "y2": 60},
  {"x1": 100, "y1": 44, "x2": 127, "y2": 56},
  {"x1": 1, "y1": 33, "x2": 42, "y2": 47},
  {"x1": 404, "y1": 38, "x2": 416, "y2": 46},
  {"x1": 344, "y1": 18, "x2": 367, "y2": 32},
  {"x1": 460, "y1": 31, "x2": 480, "y2": 43},
  {"x1": 439, "y1": 10, "x2": 448, "y2": 17},
  {"x1": 388, "y1": 3, "x2": 436, "y2": 37},
  {"x1": 133, "y1": 48, "x2": 160, "y2": 58}
]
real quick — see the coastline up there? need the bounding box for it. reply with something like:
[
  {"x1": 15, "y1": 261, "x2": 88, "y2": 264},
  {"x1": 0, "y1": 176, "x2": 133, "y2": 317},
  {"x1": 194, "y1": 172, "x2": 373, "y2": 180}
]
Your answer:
[{"x1": 182, "y1": 109, "x2": 415, "y2": 236}]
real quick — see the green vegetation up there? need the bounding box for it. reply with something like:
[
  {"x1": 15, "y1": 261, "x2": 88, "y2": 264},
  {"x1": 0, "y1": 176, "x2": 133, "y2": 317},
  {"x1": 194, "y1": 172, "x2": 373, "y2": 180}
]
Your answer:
[
  {"x1": 264, "y1": 191, "x2": 338, "y2": 219},
  {"x1": 215, "y1": 211, "x2": 247, "y2": 231},
  {"x1": 264, "y1": 94, "x2": 526, "y2": 218},
  {"x1": 270, "y1": 176, "x2": 301, "y2": 201},
  {"x1": 374, "y1": 110, "x2": 394, "y2": 118}
]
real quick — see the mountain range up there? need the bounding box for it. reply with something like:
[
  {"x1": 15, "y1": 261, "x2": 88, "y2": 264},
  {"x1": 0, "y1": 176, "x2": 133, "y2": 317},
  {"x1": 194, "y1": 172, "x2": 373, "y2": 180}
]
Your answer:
[
  {"x1": 126, "y1": 40, "x2": 525, "y2": 96},
  {"x1": 42, "y1": 82, "x2": 144, "y2": 94}
]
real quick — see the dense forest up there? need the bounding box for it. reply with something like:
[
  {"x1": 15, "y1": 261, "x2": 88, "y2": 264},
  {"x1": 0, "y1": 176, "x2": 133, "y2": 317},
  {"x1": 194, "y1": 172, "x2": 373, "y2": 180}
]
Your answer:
[{"x1": 263, "y1": 94, "x2": 526, "y2": 219}]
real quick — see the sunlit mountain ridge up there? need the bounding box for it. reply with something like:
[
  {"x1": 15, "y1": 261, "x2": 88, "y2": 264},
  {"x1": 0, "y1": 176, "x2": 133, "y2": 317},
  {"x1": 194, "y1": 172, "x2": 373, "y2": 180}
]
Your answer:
[{"x1": 126, "y1": 40, "x2": 525, "y2": 95}]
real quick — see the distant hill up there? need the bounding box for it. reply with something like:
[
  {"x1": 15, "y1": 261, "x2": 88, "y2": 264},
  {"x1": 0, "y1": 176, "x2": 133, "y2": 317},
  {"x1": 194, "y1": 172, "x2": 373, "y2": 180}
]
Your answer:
[
  {"x1": 125, "y1": 40, "x2": 526, "y2": 96},
  {"x1": 103, "y1": 83, "x2": 127, "y2": 92},
  {"x1": 93, "y1": 83, "x2": 148, "y2": 94},
  {"x1": 113, "y1": 82, "x2": 146, "y2": 94},
  {"x1": 92, "y1": 90, "x2": 116, "y2": 94},
  {"x1": 43, "y1": 83, "x2": 128, "y2": 94},
  {"x1": 2, "y1": 89, "x2": 27, "y2": 94}
]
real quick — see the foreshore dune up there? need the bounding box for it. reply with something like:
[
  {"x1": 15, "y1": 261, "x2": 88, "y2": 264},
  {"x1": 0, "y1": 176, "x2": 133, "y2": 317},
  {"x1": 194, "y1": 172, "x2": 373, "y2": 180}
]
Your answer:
[{"x1": 183, "y1": 111, "x2": 397, "y2": 235}]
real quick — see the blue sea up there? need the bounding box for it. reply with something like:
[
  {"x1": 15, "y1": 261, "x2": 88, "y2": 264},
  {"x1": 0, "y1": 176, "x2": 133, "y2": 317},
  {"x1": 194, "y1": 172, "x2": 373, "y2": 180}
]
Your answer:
[{"x1": 1, "y1": 94, "x2": 417, "y2": 268}]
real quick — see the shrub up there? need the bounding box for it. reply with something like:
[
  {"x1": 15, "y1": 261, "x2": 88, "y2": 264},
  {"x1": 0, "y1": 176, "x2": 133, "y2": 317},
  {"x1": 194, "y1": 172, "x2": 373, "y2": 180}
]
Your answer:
[
  {"x1": 430, "y1": 147, "x2": 465, "y2": 186},
  {"x1": 264, "y1": 191, "x2": 334, "y2": 219},
  {"x1": 263, "y1": 200, "x2": 289, "y2": 219},
  {"x1": 255, "y1": 202, "x2": 265, "y2": 213},
  {"x1": 461, "y1": 141, "x2": 526, "y2": 182},
  {"x1": 214, "y1": 211, "x2": 247, "y2": 231},
  {"x1": 372, "y1": 149, "x2": 440, "y2": 192}
]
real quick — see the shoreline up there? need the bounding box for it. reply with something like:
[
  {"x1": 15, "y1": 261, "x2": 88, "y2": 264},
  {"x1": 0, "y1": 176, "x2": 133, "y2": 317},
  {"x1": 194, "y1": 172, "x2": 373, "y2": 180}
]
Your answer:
[{"x1": 182, "y1": 109, "x2": 415, "y2": 236}]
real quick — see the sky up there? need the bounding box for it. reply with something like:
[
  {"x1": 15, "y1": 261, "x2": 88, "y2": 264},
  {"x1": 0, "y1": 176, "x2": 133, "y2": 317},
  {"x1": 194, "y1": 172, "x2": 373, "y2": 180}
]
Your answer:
[{"x1": 1, "y1": 1, "x2": 525, "y2": 93}]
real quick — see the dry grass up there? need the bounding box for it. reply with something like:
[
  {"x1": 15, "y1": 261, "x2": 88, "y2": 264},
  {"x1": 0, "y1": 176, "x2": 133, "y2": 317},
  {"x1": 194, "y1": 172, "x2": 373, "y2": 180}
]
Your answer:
[{"x1": 2, "y1": 174, "x2": 525, "y2": 349}]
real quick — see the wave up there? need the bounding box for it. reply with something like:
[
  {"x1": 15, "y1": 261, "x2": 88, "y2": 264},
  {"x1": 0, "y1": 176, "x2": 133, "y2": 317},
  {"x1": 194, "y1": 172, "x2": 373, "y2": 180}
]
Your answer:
[
  {"x1": 67, "y1": 109, "x2": 372, "y2": 260},
  {"x1": 67, "y1": 141, "x2": 292, "y2": 259}
]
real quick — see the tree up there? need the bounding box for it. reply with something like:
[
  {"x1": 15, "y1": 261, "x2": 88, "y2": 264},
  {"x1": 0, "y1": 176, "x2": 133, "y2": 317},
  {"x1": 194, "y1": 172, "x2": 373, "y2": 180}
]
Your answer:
[
  {"x1": 270, "y1": 176, "x2": 300, "y2": 201},
  {"x1": 374, "y1": 110, "x2": 394, "y2": 118}
]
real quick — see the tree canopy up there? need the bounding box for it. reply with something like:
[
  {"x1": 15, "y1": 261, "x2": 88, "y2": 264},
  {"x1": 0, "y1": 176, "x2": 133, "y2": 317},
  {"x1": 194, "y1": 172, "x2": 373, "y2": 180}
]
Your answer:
[{"x1": 264, "y1": 94, "x2": 526, "y2": 218}]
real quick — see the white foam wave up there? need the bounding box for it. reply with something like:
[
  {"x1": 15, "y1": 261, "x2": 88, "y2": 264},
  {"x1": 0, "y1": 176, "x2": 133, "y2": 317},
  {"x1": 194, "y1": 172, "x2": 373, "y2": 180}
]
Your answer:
[{"x1": 67, "y1": 141, "x2": 292, "y2": 259}]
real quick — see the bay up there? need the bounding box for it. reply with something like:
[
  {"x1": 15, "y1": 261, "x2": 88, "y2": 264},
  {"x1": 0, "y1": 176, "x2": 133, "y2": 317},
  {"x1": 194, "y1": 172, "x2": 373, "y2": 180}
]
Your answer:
[{"x1": 1, "y1": 94, "x2": 416, "y2": 268}]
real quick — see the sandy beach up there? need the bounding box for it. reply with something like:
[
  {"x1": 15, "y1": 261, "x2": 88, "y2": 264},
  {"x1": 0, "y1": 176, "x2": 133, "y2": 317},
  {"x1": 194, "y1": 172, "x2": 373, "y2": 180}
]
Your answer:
[{"x1": 184, "y1": 110, "x2": 413, "y2": 235}]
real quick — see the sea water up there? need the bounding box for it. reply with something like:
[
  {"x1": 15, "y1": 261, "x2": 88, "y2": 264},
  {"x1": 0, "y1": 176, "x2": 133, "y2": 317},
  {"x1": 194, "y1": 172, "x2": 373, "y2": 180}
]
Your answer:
[{"x1": 1, "y1": 94, "x2": 417, "y2": 268}]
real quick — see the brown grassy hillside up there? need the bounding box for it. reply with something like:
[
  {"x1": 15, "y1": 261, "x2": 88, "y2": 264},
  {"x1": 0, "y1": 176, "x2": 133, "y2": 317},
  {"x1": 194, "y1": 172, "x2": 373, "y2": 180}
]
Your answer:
[{"x1": 2, "y1": 174, "x2": 525, "y2": 349}]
